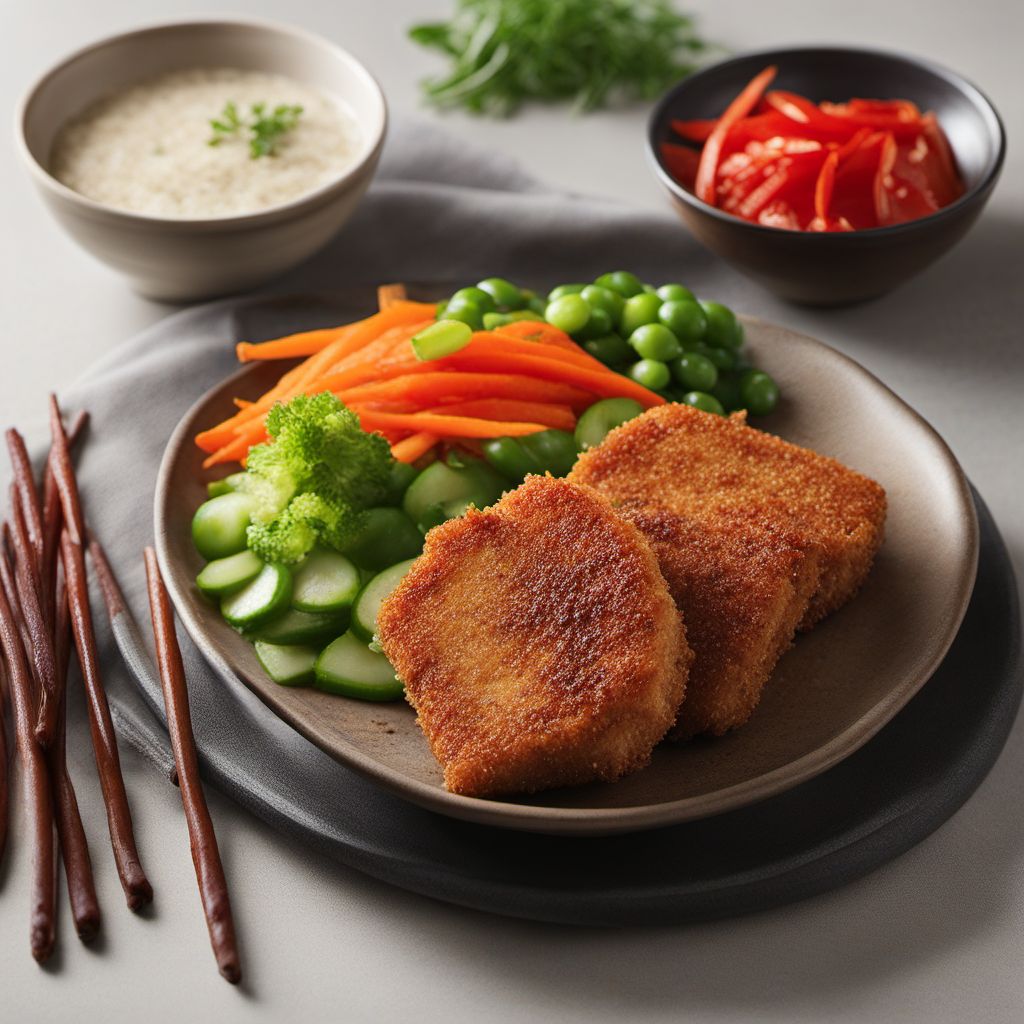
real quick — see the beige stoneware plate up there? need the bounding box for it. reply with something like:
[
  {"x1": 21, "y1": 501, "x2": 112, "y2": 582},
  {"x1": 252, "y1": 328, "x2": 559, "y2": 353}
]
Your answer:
[{"x1": 155, "y1": 311, "x2": 978, "y2": 836}]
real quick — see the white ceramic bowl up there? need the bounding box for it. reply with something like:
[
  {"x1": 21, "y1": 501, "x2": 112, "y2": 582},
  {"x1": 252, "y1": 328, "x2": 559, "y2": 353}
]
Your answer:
[{"x1": 16, "y1": 18, "x2": 387, "y2": 301}]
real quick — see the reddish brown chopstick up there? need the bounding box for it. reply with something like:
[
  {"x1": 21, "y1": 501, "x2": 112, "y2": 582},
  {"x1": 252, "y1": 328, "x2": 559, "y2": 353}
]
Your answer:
[
  {"x1": 0, "y1": 662, "x2": 9, "y2": 868},
  {"x1": 144, "y1": 548, "x2": 241, "y2": 985},
  {"x1": 49, "y1": 394, "x2": 152, "y2": 911},
  {"x1": 0, "y1": 546, "x2": 56, "y2": 963},
  {"x1": 6, "y1": 430, "x2": 44, "y2": 566},
  {"x1": 7, "y1": 490, "x2": 59, "y2": 748},
  {"x1": 50, "y1": 580, "x2": 101, "y2": 941},
  {"x1": 59, "y1": 528, "x2": 151, "y2": 911}
]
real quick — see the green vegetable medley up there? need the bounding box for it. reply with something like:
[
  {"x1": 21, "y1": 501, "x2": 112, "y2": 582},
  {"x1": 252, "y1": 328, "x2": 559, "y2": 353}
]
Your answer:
[
  {"x1": 409, "y1": 0, "x2": 709, "y2": 115},
  {"x1": 193, "y1": 272, "x2": 779, "y2": 703}
]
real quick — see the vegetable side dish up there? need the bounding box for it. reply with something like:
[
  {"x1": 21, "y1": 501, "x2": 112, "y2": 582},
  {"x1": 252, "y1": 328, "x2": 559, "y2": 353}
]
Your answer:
[
  {"x1": 661, "y1": 65, "x2": 964, "y2": 230},
  {"x1": 189, "y1": 278, "x2": 884, "y2": 798}
]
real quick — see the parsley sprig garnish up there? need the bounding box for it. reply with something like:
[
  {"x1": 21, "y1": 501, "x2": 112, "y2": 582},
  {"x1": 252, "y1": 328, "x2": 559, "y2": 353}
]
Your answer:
[
  {"x1": 409, "y1": 0, "x2": 711, "y2": 116},
  {"x1": 208, "y1": 101, "x2": 304, "y2": 158}
]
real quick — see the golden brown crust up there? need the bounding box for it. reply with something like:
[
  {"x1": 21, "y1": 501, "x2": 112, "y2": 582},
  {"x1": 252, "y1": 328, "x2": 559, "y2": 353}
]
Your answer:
[
  {"x1": 619, "y1": 505, "x2": 821, "y2": 738},
  {"x1": 377, "y1": 476, "x2": 690, "y2": 797},
  {"x1": 569, "y1": 404, "x2": 886, "y2": 629}
]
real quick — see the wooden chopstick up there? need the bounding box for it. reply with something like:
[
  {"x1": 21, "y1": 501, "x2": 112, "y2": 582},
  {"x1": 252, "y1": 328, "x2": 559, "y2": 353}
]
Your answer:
[
  {"x1": 144, "y1": 548, "x2": 241, "y2": 985},
  {"x1": 50, "y1": 395, "x2": 152, "y2": 911},
  {"x1": 0, "y1": 660, "x2": 9, "y2": 869},
  {"x1": 0, "y1": 544, "x2": 56, "y2": 963},
  {"x1": 50, "y1": 579, "x2": 101, "y2": 941}
]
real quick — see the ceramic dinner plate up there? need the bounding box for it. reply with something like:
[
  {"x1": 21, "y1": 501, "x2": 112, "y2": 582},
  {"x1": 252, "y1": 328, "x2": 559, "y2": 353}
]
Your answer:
[{"x1": 155, "y1": 307, "x2": 978, "y2": 836}]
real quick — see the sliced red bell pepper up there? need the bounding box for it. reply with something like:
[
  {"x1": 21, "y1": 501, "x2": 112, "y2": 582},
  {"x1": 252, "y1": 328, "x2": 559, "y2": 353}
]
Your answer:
[
  {"x1": 695, "y1": 65, "x2": 778, "y2": 205},
  {"x1": 830, "y1": 131, "x2": 887, "y2": 230},
  {"x1": 813, "y1": 149, "x2": 840, "y2": 224},
  {"x1": 873, "y1": 131, "x2": 899, "y2": 224},
  {"x1": 670, "y1": 118, "x2": 716, "y2": 143}
]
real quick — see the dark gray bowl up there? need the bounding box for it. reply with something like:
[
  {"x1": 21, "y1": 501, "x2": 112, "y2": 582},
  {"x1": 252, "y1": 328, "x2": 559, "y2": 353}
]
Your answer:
[{"x1": 647, "y1": 47, "x2": 1005, "y2": 305}]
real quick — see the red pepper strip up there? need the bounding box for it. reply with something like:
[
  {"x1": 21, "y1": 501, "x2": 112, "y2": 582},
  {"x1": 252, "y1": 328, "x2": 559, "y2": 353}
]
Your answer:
[
  {"x1": 660, "y1": 142, "x2": 700, "y2": 190},
  {"x1": 814, "y1": 149, "x2": 840, "y2": 223},
  {"x1": 873, "y1": 131, "x2": 899, "y2": 225},
  {"x1": 885, "y1": 174, "x2": 941, "y2": 225},
  {"x1": 817, "y1": 101, "x2": 923, "y2": 140},
  {"x1": 830, "y1": 132, "x2": 887, "y2": 230},
  {"x1": 845, "y1": 98, "x2": 923, "y2": 121},
  {"x1": 762, "y1": 90, "x2": 864, "y2": 139},
  {"x1": 670, "y1": 118, "x2": 716, "y2": 143},
  {"x1": 920, "y1": 114, "x2": 963, "y2": 206},
  {"x1": 695, "y1": 65, "x2": 778, "y2": 205}
]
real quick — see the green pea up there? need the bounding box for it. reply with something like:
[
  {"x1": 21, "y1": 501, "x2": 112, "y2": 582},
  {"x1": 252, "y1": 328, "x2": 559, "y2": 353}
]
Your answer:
[
  {"x1": 740, "y1": 371, "x2": 780, "y2": 415},
  {"x1": 519, "y1": 430, "x2": 580, "y2": 478},
  {"x1": 580, "y1": 285, "x2": 624, "y2": 324},
  {"x1": 656, "y1": 283, "x2": 696, "y2": 303},
  {"x1": 450, "y1": 286, "x2": 496, "y2": 314},
  {"x1": 545, "y1": 294, "x2": 591, "y2": 334},
  {"x1": 594, "y1": 271, "x2": 645, "y2": 298},
  {"x1": 583, "y1": 334, "x2": 633, "y2": 366},
  {"x1": 670, "y1": 352, "x2": 718, "y2": 392},
  {"x1": 628, "y1": 359, "x2": 671, "y2": 391},
  {"x1": 443, "y1": 296, "x2": 485, "y2": 331},
  {"x1": 575, "y1": 398, "x2": 645, "y2": 450},
  {"x1": 700, "y1": 301, "x2": 744, "y2": 349},
  {"x1": 619, "y1": 293, "x2": 663, "y2": 336},
  {"x1": 681, "y1": 391, "x2": 726, "y2": 415},
  {"x1": 547, "y1": 283, "x2": 587, "y2": 302},
  {"x1": 629, "y1": 324, "x2": 683, "y2": 361},
  {"x1": 658, "y1": 300, "x2": 707, "y2": 344},
  {"x1": 477, "y1": 277, "x2": 523, "y2": 310},
  {"x1": 694, "y1": 343, "x2": 737, "y2": 372},
  {"x1": 642, "y1": 283, "x2": 658, "y2": 294},
  {"x1": 482, "y1": 437, "x2": 542, "y2": 482},
  {"x1": 574, "y1": 306, "x2": 613, "y2": 340},
  {"x1": 527, "y1": 294, "x2": 547, "y2": 315}
]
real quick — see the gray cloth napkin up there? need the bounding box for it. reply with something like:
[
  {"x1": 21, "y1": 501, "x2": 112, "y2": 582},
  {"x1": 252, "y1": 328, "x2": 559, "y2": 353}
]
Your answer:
[{"x1": 1, "y1": 114, "x2": 758, "y2": 869}]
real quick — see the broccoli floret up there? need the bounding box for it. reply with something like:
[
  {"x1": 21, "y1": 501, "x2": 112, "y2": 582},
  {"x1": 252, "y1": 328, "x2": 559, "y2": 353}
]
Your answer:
[{"x1": 238, "y1": 394, "x2": 391, "y2": 564}]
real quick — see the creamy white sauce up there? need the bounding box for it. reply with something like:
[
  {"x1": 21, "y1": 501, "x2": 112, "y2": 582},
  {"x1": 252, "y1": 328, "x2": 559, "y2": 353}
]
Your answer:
[{"x1": 51, "y1": 68, "x2": 361, "y2": 219}]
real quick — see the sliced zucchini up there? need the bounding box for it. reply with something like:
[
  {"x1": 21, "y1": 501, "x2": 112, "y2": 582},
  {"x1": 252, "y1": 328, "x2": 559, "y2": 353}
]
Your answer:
[
  {"x1": 220, "y1": 564, "x2": 291, "y2": 628},
  {"x1": 191, "y1": 493, "x2": 252, "y2": 560},
  {"x1": 402, "y1": 459, "x2": 506, "y2": 533},
  {"x1": 341, "y1": 507, "x2": 423, "y2": 570},
  {"x1": 291, "y1": 549, "x2": 360, "y2": 614},
  {"x1": 246, "y1": 607, "x2": 346, "y2": 645},
  {"x1": 254, "y1": 642, "x2": 317, "y2": 687},
  {"x1": 351, "y1": 559, "x2": 418, "y2": 642},
  {"x1": 196, "y1": 550, "x2": 264, "y2": 597},
  {"x1": 314, "y1": 632, "x2": 404, "y2": 701}
]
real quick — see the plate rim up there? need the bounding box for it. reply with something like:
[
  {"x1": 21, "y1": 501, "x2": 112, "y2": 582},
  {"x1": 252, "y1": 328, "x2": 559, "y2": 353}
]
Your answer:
[{"x1": 154, "y1": 306, "x2": 979, "y2": 836}]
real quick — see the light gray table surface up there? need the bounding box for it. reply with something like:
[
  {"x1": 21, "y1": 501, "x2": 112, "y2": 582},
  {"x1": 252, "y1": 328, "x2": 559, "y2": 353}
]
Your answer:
[{"x1": 2, "y1": 1, "x2": 1022, "y2": 1021}]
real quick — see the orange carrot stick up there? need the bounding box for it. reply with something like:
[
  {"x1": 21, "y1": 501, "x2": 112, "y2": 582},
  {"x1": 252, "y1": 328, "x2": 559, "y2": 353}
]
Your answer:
[
  {"x1": 424, "y1": 400, "x2": 575, "y2": 432},
  {"x1": 356, "y1": 410, "x2": 549, "y2": 439},
  {"x1": 390, "y1": 433, "x2": 438, "y2": 463},
  {"x1": 236, "y1": 324, "x2": 358, "y2": 362},
  {"x1": 338, "y1": 372, "x2": 592, "y2": 410}
]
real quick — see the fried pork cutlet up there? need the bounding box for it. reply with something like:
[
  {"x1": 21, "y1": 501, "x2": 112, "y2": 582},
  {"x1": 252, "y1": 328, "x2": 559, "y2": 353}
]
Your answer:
[
  {"x1": 619, "y1": 505, "x2": 821, "y2": 739},
  {"x1": 377, "y1": 475, "x2": 691, "y2": 798},
  {"x1": 569, "y1": 404, "x2": 886, "y2": 630}
]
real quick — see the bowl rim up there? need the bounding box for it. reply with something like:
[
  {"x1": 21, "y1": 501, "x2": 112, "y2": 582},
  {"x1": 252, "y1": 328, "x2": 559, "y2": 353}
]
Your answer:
[
  {"x1": 14, "y1": 15, "x2": 388, "y2": 228},
  {"x1": 646, "y1": 44, "x2": 1007, "y2": 241}
]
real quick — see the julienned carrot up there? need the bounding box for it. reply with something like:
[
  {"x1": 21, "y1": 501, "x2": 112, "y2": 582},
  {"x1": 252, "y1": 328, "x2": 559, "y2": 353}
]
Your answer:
[
  {"x1": 439, "y1": 341, "x2": 665, "y2": 408},
  {"x1": 425, "y1": 400, "x2": 576, "y2": 432},
  {"x1": 390, "y1": 433, "x2": 439, "y2": 463},
  {"x1": 484, "y1": 328, "x2": 606, "y2": 371},
  {"x1": 339, "y1": 372, "x2": 592, "y2": 410},
  {"x1": 355, "y1": 410, "x2": 549, "y2": 439},
  {"x1": 695, "y1": 65, "x2": 777, "y2": 205},
  {"x1": 236, "y1": 324, "x2": 356, "y2": 362}
]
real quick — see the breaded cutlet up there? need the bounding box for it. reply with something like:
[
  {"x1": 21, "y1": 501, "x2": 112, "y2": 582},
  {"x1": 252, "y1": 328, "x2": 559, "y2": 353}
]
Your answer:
[
  {"x1": 377, "y1": 475, "x2": 691, "y2": 798},
  {"x1": 619, "y1": 504, "x2": 821, "y2": 739},
  {"x1": 568, "y1": 403, "x2": 886, "y2": 629}
]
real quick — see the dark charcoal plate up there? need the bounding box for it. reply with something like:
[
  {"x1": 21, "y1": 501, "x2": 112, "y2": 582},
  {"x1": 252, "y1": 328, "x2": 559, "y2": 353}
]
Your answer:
[
  {"x1": 154, "y1": 297, "x2": 978, "y2": 836},
  {"x1": 647, "y1": 46, "x2": 1006, "y2": 304}
]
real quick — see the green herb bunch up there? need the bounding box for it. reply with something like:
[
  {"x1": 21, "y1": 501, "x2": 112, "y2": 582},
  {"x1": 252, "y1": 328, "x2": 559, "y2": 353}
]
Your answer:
[
  {"x1": 208, "y1": 101, "x2": 304, "y2": 158},
  {"x1": 409, "y1": 0, "x2": 709, "y2": 116}
]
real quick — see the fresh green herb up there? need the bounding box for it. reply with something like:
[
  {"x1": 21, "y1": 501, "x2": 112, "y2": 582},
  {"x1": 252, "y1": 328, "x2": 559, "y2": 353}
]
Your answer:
[
  {"x1": 239, "y1": 393, "x2": 393, "y2": 564},
  {"x1": 207, "y1": 101, "x2": 304, "y2": 158},
  {"x1": 409, "y1": 0, "x2": 710, "y2": 116}
]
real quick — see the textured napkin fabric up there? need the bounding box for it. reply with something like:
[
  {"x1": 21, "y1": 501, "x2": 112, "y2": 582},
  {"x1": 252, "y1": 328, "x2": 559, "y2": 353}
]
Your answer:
[{"x1": 2, "y1": 114, "x2": 765, "y2": 867}]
